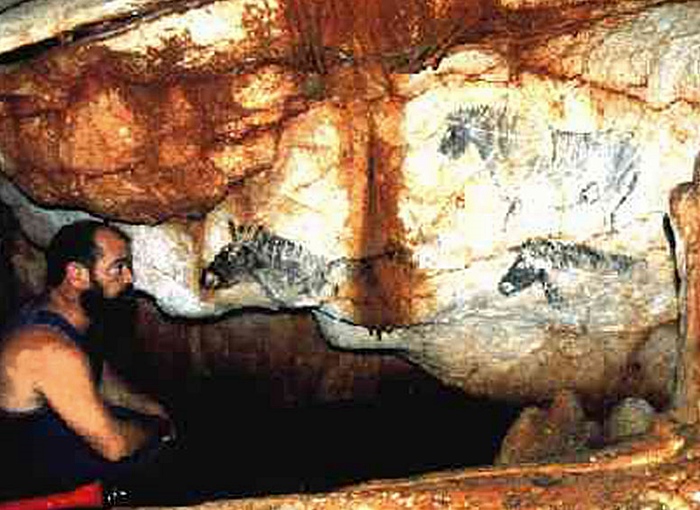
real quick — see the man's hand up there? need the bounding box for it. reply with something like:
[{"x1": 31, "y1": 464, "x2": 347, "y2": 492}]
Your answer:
[
  {"x1": 151, "y1": 411, "x2": 177, "y2": 444},
  {"x1": 137, "y1": 398, "x2": 171, "y2": 422},
  {"x1": 101, "y1": 363, "x2": 173, "y2": 422},
  {"x1": 116, "y1": 419, "x2": 155, "y2": 457}
]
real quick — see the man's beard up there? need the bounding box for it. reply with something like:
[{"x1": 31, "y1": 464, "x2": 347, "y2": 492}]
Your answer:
[{"x1": 81, "y1": 279, "x2": 137, "y2": 344}]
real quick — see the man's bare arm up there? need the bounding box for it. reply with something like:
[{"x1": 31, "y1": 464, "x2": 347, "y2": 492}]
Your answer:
[
  {"x1": 29, "y1": 329, "x2": 155, "y2": 461},
  {"x1": 100, "y1": 363, "x2": 170, "y2": 421}
]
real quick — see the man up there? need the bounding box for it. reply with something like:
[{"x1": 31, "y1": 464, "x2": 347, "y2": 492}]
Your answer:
[{"x1": 0, "y1": 220, "x2": 174, "y2": 498}]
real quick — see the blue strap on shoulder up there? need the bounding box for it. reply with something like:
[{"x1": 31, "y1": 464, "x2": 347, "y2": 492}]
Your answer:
[{"x1": 6, "y1": 303, "x2": 103, "y2": 382}]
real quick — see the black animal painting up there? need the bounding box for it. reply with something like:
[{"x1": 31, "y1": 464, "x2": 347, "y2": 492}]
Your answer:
[
  {"x1": 201, "y1": 221, "x2": 336, "y2": 306},
  {"x1": 498, "y1": 238, "x2": 638, "y2": 308}
]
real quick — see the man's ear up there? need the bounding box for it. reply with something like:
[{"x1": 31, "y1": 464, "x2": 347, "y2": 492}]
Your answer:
[{"x1": 65, "y1": 262, "x2": 90, "y2": 290}]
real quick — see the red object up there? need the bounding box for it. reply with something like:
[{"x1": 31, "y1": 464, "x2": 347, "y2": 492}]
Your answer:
[{"x1": 0, "y1": 482, "x2": 103, "y2": 509}]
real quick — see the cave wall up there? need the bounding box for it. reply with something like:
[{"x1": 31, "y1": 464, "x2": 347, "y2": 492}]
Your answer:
[
  {"x1": 130, "y1": 300, "x2": 447, "y2": 409},
  {"x1": 0, "y1": 0, "x2": 696, "y2": 407}
]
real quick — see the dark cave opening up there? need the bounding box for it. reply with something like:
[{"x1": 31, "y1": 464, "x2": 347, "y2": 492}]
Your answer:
[
  {"x1": 162, "y1": 379, "x2": 520, "y2": 504},
  {"x1": 104, "y1": 302, "x2": 523, "y2": 505}
]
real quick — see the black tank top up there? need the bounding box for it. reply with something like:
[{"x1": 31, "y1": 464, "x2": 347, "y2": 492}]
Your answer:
[
  {"x1": 0, "y1": 302, "x2": 109, "y2": 496},
  {"x1": 2, "y1": 301, "x2": 104, "y2": 384}
]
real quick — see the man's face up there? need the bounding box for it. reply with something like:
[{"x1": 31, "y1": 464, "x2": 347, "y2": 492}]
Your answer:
[
  {"x1": 80, "y1": 228, "x2": 134, "y2": 318},
  {"x1": 90, "y1": 228, "x2": 134, "y2": 299}
]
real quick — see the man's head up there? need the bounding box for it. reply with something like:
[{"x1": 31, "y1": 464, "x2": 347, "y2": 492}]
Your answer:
[{"x1": 46, "y1": 220, "x2": 134, "y2": 312}]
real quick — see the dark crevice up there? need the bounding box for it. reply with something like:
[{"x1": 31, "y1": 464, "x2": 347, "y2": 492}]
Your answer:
[
  {"x1": 0, "y1": 0, "x2": 33, "y2": 16},
  {"x1": 0, "y1": 37, "x2": 63, "y2": 66},
  {"x1": 0, "y1": 200, "x2": 19, "y2": 330},
  {"x1": 40, "y1": 291, "x2": 523, "y2": 505},
  {"x1": 663, "y1": 213, "x2": 680, "y2": 293}
]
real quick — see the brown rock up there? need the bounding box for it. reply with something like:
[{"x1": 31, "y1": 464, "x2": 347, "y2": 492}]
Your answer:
[
  {"x1": 496, "y1": 390, "x2": 599, "y2": 465},
  {"x1": 605, "y1": 397, "x2": 656, "y2": 443},
  {"x1": 671, "y1": 172, "x2": 700, "y2": 424},
  {"x1": 0, "y1": 0, "x2": 673, "y2": 223}
]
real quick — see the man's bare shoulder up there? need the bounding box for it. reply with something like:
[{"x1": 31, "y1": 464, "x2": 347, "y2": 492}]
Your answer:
[{"x1": 1, "y1": 325, "x2": 85, "y2": 369}]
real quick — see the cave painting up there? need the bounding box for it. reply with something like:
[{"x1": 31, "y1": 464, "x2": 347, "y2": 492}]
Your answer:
[
  {"x1": 438, "y1": 106, "x2": 641, "y2": 232},
  {"x1": 498, "y1": 238, "x2": 639, "y2": 309},
  {"x1": 200, "y1": 220, "x2": 343, "y2": 306},
  {"x1": 1, "y1": 0, "x2": 699, "y2": 410}
]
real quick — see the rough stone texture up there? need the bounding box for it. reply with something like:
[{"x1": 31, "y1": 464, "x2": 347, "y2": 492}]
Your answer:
[
  {"x1": 0, "y1": 0, "x2": 172, "y2": 55},
  {"x1": 0, "y1": 0, "x2": 694, "y2": 406},
  {"x1": 671, "y1": 176, "x2": 700, "y2": 424},
  {"x1": 495, "y1": 390, "x2": 601, "y2": 466},
  {"x1": 130, "y1": 298, "x2": 450, "y2": 408},
  {"x1": 494, "y1": 391, "x2": 661, "y2": 467},
  {"x1": 605, "y1": 397, "x2": 656, "y2": 443}
]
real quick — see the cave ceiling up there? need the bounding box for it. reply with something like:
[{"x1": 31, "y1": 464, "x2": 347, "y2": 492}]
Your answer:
[{"x1": 0, "y1": 0, "x2": 697, "y2": 405}]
